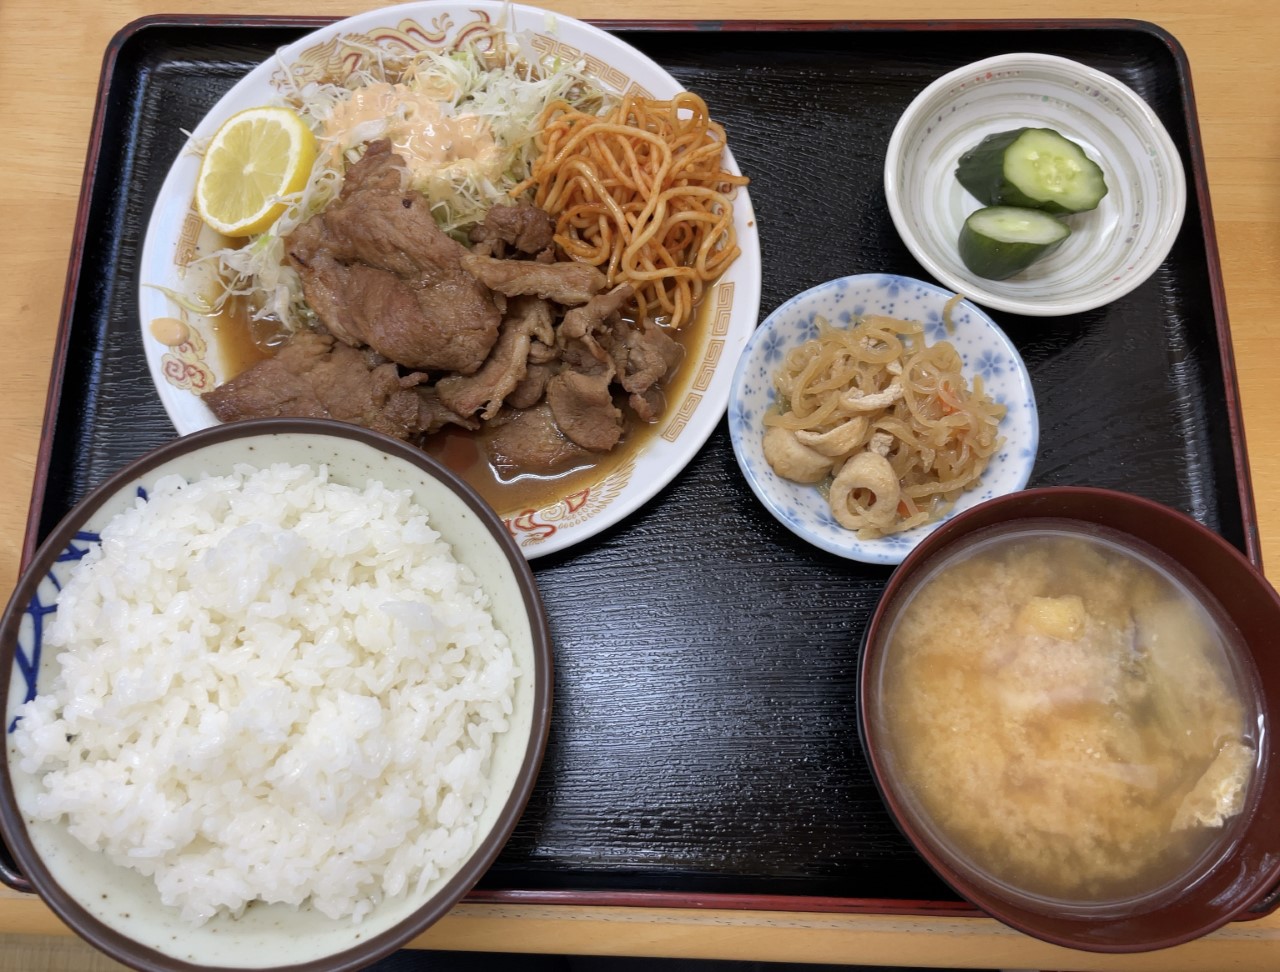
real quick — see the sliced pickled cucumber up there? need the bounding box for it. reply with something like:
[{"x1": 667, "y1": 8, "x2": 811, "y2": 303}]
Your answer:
[
  {"x1": 958, "y1": 206, "x2": 1071, "y2": 280},
  {"x1": 956, "y1": 128, "x2": 1108, "y2": 214}
]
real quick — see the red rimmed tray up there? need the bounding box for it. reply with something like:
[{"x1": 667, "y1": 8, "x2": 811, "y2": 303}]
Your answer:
[{"x1": 11, "y1": 15, "x2": 1273, "y2": 921}]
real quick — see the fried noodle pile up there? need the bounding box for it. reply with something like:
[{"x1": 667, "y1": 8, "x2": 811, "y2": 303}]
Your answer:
[{"x1": 515, "y1": 90, "x2": 748, "y2": 329}]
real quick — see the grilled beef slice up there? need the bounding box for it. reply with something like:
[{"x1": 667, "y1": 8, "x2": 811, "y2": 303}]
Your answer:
[
  {"x1": 202, "y1": 330, "x2": 423, "y2": 440},
  {"x1": 286, "y1": 140, "x2": 501, "y2": 374},
  {"x1": 434, "y1": 297, "x2": 555, "y2": 421},
  {"x1": 469, "y1": 202, "x2": 556, "y2": 258},
  {"x1": 461, "y1": 253, "x2": 607, "y2": 306},
  {"x1": 487, "y1": 403, "x2": 593, "y2": 477}
]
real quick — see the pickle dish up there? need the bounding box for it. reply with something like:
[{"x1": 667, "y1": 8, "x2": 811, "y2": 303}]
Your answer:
[{"x1": 884, "y1": 53, "x2": 1186, "y2": 317}]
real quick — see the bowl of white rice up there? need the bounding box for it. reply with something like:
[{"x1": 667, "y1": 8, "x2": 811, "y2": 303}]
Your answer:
[{"x1": 0, "y1": 418, "x2": 552, "y2": 971}]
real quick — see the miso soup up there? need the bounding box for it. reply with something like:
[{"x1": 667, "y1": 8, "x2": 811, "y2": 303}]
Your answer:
[{"x1": 875, "y1": 522, "x2": 1261, "y2": 909}]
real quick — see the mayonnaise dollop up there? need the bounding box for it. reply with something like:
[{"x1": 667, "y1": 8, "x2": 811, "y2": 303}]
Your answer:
[{"x1": 324, "y1": 81, "x2": 501, "y2": 184}]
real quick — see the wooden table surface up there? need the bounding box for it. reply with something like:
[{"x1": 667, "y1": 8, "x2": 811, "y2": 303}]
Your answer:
[{"x1": 1, "y1": 0, "x2": 1278, "y2": 968}]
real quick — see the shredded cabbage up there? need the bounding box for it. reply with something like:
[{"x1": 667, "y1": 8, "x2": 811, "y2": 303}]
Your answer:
[{"x1": 183, "y1": 33, "x2": 609, "y2": 334}]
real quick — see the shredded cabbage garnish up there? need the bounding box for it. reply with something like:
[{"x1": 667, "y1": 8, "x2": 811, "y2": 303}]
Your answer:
[{"x1": 183, "y1": 34, "x2": 609, "y2": 334}]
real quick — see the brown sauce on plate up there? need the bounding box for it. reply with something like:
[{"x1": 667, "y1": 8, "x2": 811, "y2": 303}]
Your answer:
[
  {"x1": 211, "y1": 294, "x2": 714, "y2": 514},
  {"x1": 209, "y1": 295, "x2": 290, "y2": 378}
]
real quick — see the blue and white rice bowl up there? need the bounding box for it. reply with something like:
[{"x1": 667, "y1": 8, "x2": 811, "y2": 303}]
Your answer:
[
  {"x1": 729, "y1": 274, "x2": 1038, "y2": 565},
  {"x1": 0, "y1": 419, "x2": 551, "y2": 971}
]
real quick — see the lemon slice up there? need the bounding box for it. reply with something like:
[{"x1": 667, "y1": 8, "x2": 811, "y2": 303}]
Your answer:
[{"x1": 195, "y1": 106, "x2": 317, "y2": 237}]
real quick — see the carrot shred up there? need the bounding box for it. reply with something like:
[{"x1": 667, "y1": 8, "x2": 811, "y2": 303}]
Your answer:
[{"x1": 938, "y1": 381, "x2": 962, "y2": 416}]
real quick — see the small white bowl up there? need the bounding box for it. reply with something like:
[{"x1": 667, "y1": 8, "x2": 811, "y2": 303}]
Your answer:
[
  {"x1": 729, "y1": 274, "x2": 1038, "y2": 565},
  {"x1": 884, "y1": 53, "x2": 1186, "y2": 317}
]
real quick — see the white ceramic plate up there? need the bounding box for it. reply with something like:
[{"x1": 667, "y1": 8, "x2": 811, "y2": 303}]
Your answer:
[
  {"x1": 729, "y1": 274, "x2": 1038, "y2": 565},
  {"x1": 884, "y1": 53, "x2": 1186, "y2": 317},
  {"x1": 138, "y1": 1, "x2": 761, "y2": 559}
]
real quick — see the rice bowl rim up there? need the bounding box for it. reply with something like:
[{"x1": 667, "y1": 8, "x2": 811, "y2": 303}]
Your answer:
[{"x1": 0, "y1": 417, "x2": 553, "y2": 972}]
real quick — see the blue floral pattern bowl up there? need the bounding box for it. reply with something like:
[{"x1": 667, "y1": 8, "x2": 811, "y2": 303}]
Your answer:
[{"x1": 729, "y1": 274, "x2": 1038, "y2": 565}]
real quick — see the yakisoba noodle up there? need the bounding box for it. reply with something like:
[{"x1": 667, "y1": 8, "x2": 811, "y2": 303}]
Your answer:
[
  {"x1": 763, "y1": 314, "x2": 1006, "y2": 538},
  {"x1": 513, "y1": 91, "x2": 748, "y2": 328}
]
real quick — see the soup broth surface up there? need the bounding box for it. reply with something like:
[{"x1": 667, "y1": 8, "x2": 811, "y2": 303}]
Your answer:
[{"x1": 878, "y1": 523, "x2": 1260, "y2": 907}]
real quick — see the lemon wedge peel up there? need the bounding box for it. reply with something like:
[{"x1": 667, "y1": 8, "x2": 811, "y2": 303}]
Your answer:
[{"x1": 195, "y1": 107, "x2": 318, "y2": 238}]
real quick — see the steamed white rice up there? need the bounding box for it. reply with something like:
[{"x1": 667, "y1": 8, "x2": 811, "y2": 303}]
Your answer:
[{"x1": 11, "y1": 463, "x2": 517, "y2": 925}]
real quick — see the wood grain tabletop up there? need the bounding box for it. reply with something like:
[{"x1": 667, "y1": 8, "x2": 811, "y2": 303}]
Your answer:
[{"x1": 0, "y1": 1, "x2": 1277, "y2": 968}]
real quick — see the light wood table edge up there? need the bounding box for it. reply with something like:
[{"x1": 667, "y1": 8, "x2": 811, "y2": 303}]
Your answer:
[
  {"x1": 413, "y1": 904, "x2": 1280, "y2": 969},
  {"x1": 2, "y1": 889, "x2": 1278, "y2": 969}
]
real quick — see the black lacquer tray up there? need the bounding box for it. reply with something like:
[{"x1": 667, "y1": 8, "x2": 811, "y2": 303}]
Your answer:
[{"x1": 11, "y1": 16, "x2": 1269, "y2": 918}]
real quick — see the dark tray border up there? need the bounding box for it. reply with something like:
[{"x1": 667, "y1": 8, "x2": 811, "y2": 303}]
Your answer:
[{"x1": 15, "y1": 14, "x2": 1268, "y2": 923}]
